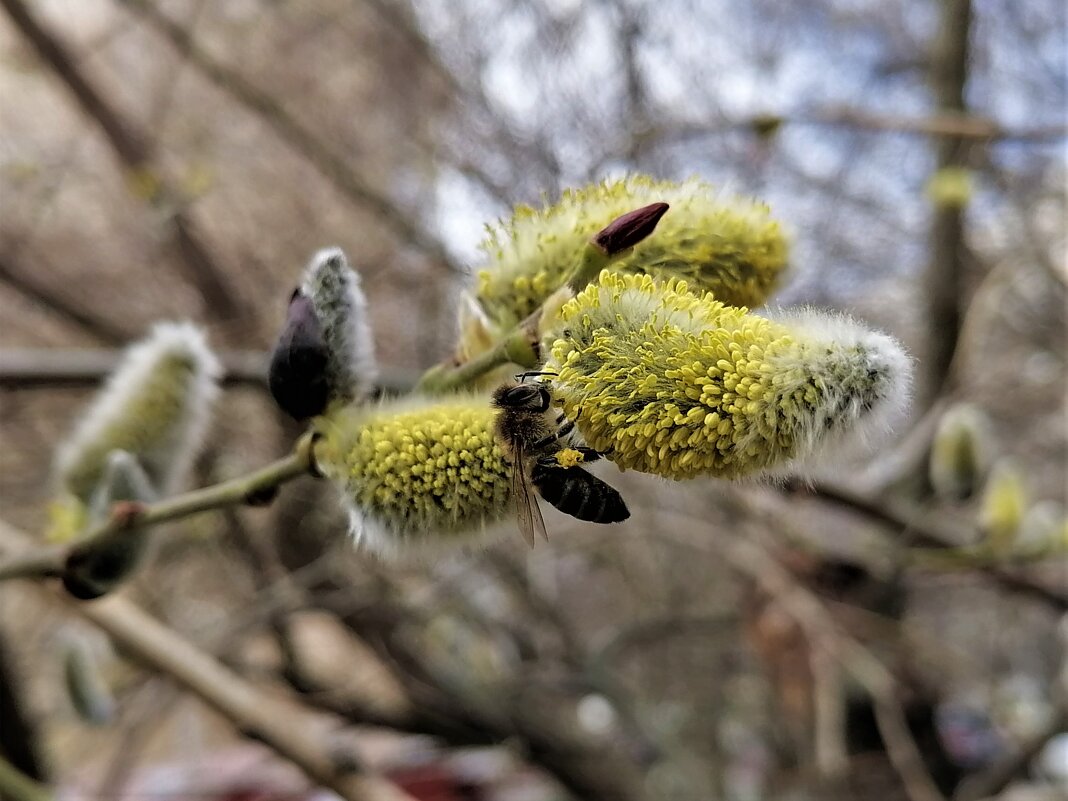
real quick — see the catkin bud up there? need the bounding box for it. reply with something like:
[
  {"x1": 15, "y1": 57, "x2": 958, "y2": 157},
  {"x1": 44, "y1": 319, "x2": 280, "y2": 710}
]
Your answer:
[
  {"x1": 63, "y1": 451, "x2": 157, "y2": 600},
  {"x1": 543, "y1": 271, "x2": 912, "y2": 480},
  {"x1": 979, "y1": 460, "x2": 1028, "y2": 555},
  {"x1": 313, "y1": 396, "x2": 512, "y2": 556},
  {"x1": 53, "y1": 322, "x2": 220, "y2": 524},
  {"x1": 269, "y1": 290, "x2": 332, "y2": 420},
  {"x1": 1018, "y1": 502, "x2": 1066, "y2": 552},
  {"x1": 297, "y1": 248, "x2": 377, "y2": 410},
  {"x1": 470, "y1": 175, "x2": 789, "y2": 340},
  {"x1": 929, "y1": 404, "x2": 992, "y2": 501},
  {"x1": 926, "y1": 167, "x2": 974, "y2": 208},
  {"x1": 62, "y1": 632, "x2": 115, "y2": 726}
]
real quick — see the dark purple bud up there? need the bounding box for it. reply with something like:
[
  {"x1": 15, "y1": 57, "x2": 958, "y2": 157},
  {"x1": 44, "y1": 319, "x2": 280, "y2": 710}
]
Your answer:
[
  {"x1": 591, "y1": 202, "x2": 670, "y2": 255},
  {"x1": 269, "y1": 290, "x2": 331, "y2": 420}
]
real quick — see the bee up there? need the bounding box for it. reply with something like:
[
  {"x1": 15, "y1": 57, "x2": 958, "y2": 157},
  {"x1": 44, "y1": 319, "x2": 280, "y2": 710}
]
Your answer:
[{"x1": 492, "y1": 375, "x2": 630, "y2": 546}]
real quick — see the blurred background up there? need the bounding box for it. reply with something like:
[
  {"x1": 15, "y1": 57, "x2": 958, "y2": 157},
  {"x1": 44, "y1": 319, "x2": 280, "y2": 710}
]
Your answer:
[{"x1": 0, "y1": 1, "x2": 1065, "y2": 800}]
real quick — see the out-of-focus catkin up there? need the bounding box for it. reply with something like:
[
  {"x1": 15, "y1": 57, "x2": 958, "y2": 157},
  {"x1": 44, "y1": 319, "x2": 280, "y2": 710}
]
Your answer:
[{"x1": 49, "y1": 322, "x2": 219, "y2": 541}]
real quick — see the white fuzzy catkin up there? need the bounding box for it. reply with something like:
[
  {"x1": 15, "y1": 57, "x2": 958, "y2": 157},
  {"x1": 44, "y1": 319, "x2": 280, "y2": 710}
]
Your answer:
[
  {"x1": 301, "y1": 247, "x2": 377, "y2": 404},
  {"x1": 54, "y1": 321, "x2": 220, "y2": 504},
  {"x1": 760, "y1": 307, "x2": 914, "y2": 476},
  {"x1": 544, "y1": 272, "x2": 913, "y2": 480}
]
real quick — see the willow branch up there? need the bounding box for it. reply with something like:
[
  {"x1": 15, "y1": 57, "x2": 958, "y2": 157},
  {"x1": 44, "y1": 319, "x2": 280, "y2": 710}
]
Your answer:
[
  {"x1": 784, "y1": 480, "x2": 1068, "y2": 611},
  {"x1": 0, "y1": 348, "x2": 421, "y2": 392},
  {"x1": 0, "y1": 756, "x2": 51, "y2": 801},
  {"x1": 0, "y1": 521, "x2": 414, "y2": 801},
  {"x1": 114, "y1": 0, "x2": 461, "y2": 275},
  {"x1": 0, "y1": 436, "x2": 318, "y2": 587},
  {"x1": 0, "y1": 0, "x2": 246, "y2": 323}
]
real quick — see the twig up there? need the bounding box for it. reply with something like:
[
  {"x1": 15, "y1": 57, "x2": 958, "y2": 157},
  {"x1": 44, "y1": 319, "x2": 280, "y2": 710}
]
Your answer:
[
  {"x1": 0, "y1": 347, "x2": 420, "y2": 392},
  {"x1": 919, "y1": 0, "x2": 973, "y2": 407},
  {"x1": 654, "y1": 508, "x2": 948, "y2": 801},
  {"x1": 638, "y1": 109, "x2": 1065, "y2": 150},
  {"x1": 0, "y1": 755, "x2": 51, "y2": 801},
  {"x1": 783, "y1": 480, "x2": 1068, "y2": 611},
  {"x1": 0, "y1": 0, "x2": 246, "y2": 322},
  {"x1": 0, "y1": 522, "x2": 415, "y2": 801},
  {"x1": 0, "y1": 436, "x2": 318, "y2": 589},
  {"x1": 0, "y1": 251, "x2": 130, "y2": 345},
  {"x1": 115, "y1": 0, "x2": 462, "y2": 275}
]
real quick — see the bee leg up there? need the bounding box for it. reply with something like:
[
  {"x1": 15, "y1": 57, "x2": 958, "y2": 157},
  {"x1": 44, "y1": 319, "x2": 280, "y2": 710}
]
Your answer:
[
  {"x1": 514, "y1": 370, "x2": 559, "y2": 383},
  {"x1": 532, "y1": 431, "x2": 561, "y2": 449},
  {"x1": 574, "y1": 446, "x2": 602, "y2": 463}
]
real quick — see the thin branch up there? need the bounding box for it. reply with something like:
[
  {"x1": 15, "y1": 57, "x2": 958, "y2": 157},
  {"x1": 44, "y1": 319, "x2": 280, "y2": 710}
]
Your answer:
[
  {"x1": 0, "y1": 251, "x2": 130, "y2": 345},
  {"x1": 114, "y1": 0, "x2": 462, "y2": 275},
  {"x1": 0, "y1": 0, "x2": 247, "y2": 322},
  {"x1": 638, "y1": 109, "x2": 1064, "y2": 150},
  {"x1": 782, "y1": 480, "x2": 1068, "y2": 611},
  {"x1": 655, "y1": 509, "x2": 948, "y2": 801},
  {"x1": 0, "y1": 520, "x2": 415, "y2": 801},
  {"x1": 0, "y1": 348, "x2": 420, "y2": 392},
  {"x1": 0, "y1": 756, "x2": 51, "y2": 801},
  {"x1": 415, "y1": 204, "x2": 669, "y2": 393},
  {"x1": 921, "y1": 0, "x2": 973, "y2": 407},
  {"x1": 0, "y1": 437, "x2": 317, "y2": 588}
]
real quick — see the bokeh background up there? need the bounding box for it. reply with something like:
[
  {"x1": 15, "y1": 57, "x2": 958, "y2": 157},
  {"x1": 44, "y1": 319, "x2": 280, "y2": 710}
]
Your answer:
[{"x1": 0, "y1": 1, "x2": 1065, "y2": 800}]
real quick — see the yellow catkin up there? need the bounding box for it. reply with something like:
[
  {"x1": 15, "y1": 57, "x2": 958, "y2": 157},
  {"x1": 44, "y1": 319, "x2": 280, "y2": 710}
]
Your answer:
[
  {"x1": 980, "y1": 461, "x2": 1028, "y2": 555},
  {"x1": 544, "y1": 272, "x2": 910, "y2": 480},
  {"x1": 314, "y1": 396, "x2": 513, "y2": 554},
  {"x1": 467, "y1": 175, "x2": 789, "y2": 349}
]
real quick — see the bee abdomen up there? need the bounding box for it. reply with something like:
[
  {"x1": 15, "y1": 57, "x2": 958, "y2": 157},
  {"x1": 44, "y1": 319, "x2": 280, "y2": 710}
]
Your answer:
[{"x1": 531, "y1": 463, "x2": 630, "y2": 524}]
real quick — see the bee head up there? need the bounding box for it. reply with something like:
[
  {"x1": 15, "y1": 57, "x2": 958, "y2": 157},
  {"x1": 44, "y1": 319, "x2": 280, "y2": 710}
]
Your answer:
[{"x1": 492, "y1": 382, "x2": 551, "y2": 412}]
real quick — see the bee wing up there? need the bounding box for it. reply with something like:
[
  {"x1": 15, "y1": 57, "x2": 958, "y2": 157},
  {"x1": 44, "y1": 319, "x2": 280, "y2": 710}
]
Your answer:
[{"x1": 511, "y1": 445, "x2": 548, "y2": 548}]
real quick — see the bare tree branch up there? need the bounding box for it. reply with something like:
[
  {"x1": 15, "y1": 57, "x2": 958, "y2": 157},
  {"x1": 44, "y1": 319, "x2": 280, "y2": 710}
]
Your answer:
[
  {"x1": 0, "y1": 439, "x2": 317, "y2": 589},
  {"x1": 920, "y1": 0, "x2": 973, "y2": 407},
  {"x1": 0, "y1": 348, "x2": 420, "y2": 392},
  {"x1": 781, "y1": 480, "x2": 1068, "y2": 611},
  {"x1": 0, "y1": 521, "x2": 417, "y2": 801},
  {"x1": 658, "y1": 508, "x2": 949, "y2": 801},
  {"x1": 0, "y1": 251, "x2": 130, "y2": 345},
  {"x1": 0, "y1": 0, "x2": 248, "y2": 324},
  {"x1": 114, "y1": 0, "x2": 463, "y2": 275}
]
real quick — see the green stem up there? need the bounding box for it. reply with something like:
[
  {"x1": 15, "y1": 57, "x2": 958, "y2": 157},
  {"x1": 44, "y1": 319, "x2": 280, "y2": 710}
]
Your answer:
[
  {"x1": 0, "y1": 756, "x2": 52, "y2": 801},
  {"x1": 416, "y1": 243, "x2": 620, "y2": 395},
  {"x1": 567, "y1": 242, "x2": 613, "y2": 293},
  {"x1": 910, "y1": 538, "x2": 1067, "y2": 570},
  {"x1": 0, "y1": 435, "x2": 318, "y2": 588},
  {"x1": 415, "y1": 328, "x2": 539, "y2": 394},
  {"x1": 0, "y1": 548, "x2": 64, "y2": 582}
]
